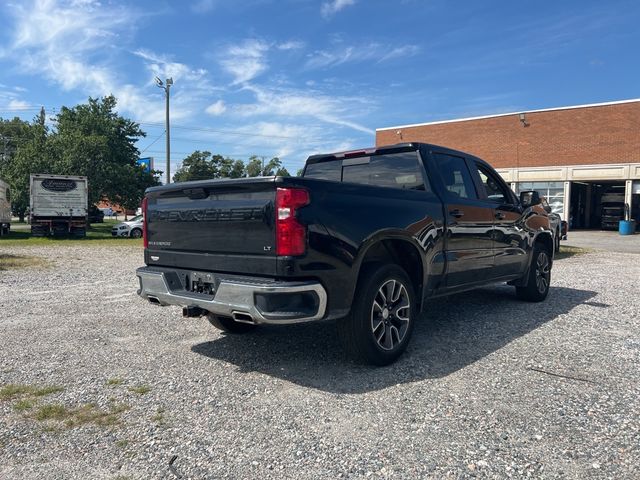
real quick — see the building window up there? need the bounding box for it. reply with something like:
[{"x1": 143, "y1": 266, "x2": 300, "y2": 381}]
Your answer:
[{"x1": 516, "y1": 182, "x2": 565, "y2": 217}]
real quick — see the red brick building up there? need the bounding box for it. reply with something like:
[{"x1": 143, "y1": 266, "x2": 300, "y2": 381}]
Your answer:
[{"x1": 376, "y1": 99, "x2": 640, "y2": 228}]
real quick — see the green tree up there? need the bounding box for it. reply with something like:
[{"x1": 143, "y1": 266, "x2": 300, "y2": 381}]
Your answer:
[
  {"x1": 115, "y1": 164, "x2": 161, "y2": 219},
  {"x1": 51, "y1": 96, "x2": 146, "y2": 205},
  {"x1": 245, "y1": 156, "x2": 262, "y2": 177},
  {"x1": 0, "y1": 110, "x2": 49, "y2": 221},
  {"x1": 173, "y1": 151, "x2": 219, "y2": 182},
  {"x1": 261, "y1": 157, "x2": 282, "y2": 176},
  {"x1": 219, "y1": 157, "x2": 246, "y2": 179}
]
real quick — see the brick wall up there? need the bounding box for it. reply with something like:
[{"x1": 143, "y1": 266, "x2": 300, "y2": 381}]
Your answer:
[{"x1": 375, "y1": 101, "x2": 640, "y2": 169}]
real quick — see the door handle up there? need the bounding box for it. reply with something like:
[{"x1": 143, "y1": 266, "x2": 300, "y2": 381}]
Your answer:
[
  {"x1": 495, "y1": 212, "x2": 506, "y2": 220},
  {"x1": 449, "y1": 209, "x2": 464, "y2": 218}
]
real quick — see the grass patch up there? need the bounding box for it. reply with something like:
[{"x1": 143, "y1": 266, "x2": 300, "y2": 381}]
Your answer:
[
  {"x1": 556, "y1": 245, "x2": 593, "y2": 260},
  {"x1": 115, "y1": 439, "x2": 130, "y2": 448},
  {"x1": 0, "y1": 254, "x2": 51, "y2": 271},
  {"x1": 32, "y1": 402, "x2": 130, "y2": 428},
  {"x1": 0, "y1": 384, "x2": 64, "y2": 400},
  {"x1": 151, "y1": 407, "x2": 166, "y2": 425},
  {"x1": 128, "y1": 385, "x2": 151, "y2": 395},
  {"x1": 35, "y1": 404, "x2": 69, "y2": 421},
  {"x1": 13, "y1": 399, "x2": 35, "y2": 412},
  {"x1": 33, "y1": 385, "x2": 64, "y2": 397},
  {"x1": 0, "y1": 221, "x2": 141, "y2": 247},
  {"x1": 106, "y1": 378, "x2": 124, "y2": 386}
]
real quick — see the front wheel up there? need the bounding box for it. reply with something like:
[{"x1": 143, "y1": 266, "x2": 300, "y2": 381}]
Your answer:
[
  {"x1": 516, "y1": 244, "x2": 551, "y2": 302},
  {"x1": 338, "y1": 263, "x2": 416, "y2": 366}
]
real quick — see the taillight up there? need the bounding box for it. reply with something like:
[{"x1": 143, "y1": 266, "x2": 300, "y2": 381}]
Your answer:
[
  {"x1": 142, "y1": 196, "x2": 148, "y2": 248},
  {"x1": 275, "y1": 187, "x2": 310, "y2": 256}
]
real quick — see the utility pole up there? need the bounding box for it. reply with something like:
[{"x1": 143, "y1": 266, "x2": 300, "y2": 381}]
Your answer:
[{"x1": 155, "y1": 77, "x2": 173, "y2": 184}]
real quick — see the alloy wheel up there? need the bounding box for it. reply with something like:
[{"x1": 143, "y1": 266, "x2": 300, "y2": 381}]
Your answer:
[
  {"x1": 535, "y1": 252, "x2": 551, "y2": 293},
  {"x1": 370, "y1": 279, "x2": 411, "y2": 351}
]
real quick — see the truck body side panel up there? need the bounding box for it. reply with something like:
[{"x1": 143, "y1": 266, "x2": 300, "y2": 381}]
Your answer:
[{"x1": 29, "y1": 174, "x2": 88, "y2": 220}]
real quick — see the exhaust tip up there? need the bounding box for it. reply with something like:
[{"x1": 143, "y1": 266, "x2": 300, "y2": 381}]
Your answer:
[
  {"x1": 148, "y1": 296, "x2": 161, "y2": 305},
  {"x1": 232, "y1": 311, "x2": 255, "y2": 324}
]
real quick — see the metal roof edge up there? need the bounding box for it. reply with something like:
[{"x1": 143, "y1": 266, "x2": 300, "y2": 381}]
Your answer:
[{"x1": 376, "y1": 98, "x2": 640, "y2": 132}]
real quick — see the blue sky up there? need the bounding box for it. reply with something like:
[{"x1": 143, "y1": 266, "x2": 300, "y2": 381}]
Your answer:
[{"x1": 1, "y1": 0, "x2": 638, "y2": 175}]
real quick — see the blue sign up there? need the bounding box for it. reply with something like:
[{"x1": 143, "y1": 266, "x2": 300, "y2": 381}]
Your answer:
[{"x1": 137, "y1": 157, "x2": 154, "y2": 173}]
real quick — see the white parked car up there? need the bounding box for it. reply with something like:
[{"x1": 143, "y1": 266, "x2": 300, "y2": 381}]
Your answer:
[{"x1": 111, "y1": 215, "x2": 144, "y2": 238}]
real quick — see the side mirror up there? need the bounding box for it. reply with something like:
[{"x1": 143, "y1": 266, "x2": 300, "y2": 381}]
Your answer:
[{"x1": 520, "y1": 190, "x2": 541, "y2": 208}]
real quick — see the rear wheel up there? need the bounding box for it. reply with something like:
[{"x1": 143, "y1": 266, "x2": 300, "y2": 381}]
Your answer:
[
  {"x1": 516, "y1": 244, "x2": 551, "y2": 302},
  {"x1": 71, "y1": 227, "x2": 86, "y2": 238},
  {"x1": 207, "y1": 314, "x2": 256, "y2": 334},
  {"x1": 554, "y1": 228, "x2": 560, "y2": 253},
  {"x1": 130, "y1": 228, "x2": 142, "y2": 238},
  {"x1": 338, "y1": 263, "x2": 416, "y2": 366}
]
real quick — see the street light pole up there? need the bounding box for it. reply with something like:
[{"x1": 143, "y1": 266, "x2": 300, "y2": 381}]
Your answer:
[{"x1": 155, "y1": 77, "x2": 173, "y2": 184}]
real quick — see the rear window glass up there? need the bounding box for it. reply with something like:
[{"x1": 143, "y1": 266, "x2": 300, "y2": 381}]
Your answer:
[
  {"x1": 304, "y1": 161, "x2": 341, "y2": 181},
  {"x1": 304, "y1": 151, "x2": 427, "y2": 191}
]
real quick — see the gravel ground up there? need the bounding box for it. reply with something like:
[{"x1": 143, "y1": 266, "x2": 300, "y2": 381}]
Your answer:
[
  {"x1": 563, "y1": 230, "x2": 640, "y2": 254},
  {"x1": 1, "y1": 245, "x2": 639, "y2": 479}
]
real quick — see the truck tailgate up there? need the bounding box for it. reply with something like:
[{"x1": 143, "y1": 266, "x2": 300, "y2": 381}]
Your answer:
[{"x1": 145, "y1": 178, "x2": 277, "y2": 275}]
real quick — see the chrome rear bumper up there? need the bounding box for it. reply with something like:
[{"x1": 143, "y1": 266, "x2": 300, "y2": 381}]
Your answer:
[{"x1": 136, "y1": 267, "x2": 327, "y2": 325}]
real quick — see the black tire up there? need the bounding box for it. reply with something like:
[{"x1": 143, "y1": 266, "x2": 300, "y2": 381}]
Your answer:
[
  {"x1": 554, "y1": 228, "x2": 560, "y2": 253},
  {"x1": 130, "y1": 228, "x2": 142, "y2": 239},
  {"x1": 516, "y1": 243, "x2": 552, "y2": 302},
  {"x1": 71, "y1": 227, "x2": 86, "y2": 238},
  {"x1": 337, "y1": 263, "x2": 416, "y2": 366},
  {"x1": 207, "y1": 314, "x2": 256, "y2": 334}
]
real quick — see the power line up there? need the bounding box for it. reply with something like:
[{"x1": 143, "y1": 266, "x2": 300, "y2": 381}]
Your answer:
[
  {"x1": 139, "y1": 130, "x2": 166, "y2": 155},
  {"x1": 137, "y1": 121, "x2": 301, "y2": 140}
]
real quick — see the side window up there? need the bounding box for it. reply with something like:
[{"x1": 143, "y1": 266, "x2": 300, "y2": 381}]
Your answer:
[
  {"x1": 433, "y1": 153, "x2": 477, "y2": 199},
  {"x1": 475, "y1": 163, "x2": 512, "y2": 204},
  {"x1": 342, "y1": 152, "x2": 427, "y2": 191}
]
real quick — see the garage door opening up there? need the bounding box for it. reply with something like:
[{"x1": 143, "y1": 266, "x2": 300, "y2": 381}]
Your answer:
[{"x1": 569, "y1": 181, "x2": 630, "y2": 230}]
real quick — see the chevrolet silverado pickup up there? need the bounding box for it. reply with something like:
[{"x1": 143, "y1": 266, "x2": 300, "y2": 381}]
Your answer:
[{"x1": 137, "y1": 143, "x2": 554, "y2": 365}]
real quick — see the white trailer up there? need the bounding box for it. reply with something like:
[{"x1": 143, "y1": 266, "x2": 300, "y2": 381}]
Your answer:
[
  {"x1": 30, "y1": 174, "x2": 88, "y2": 237},
  {"x1": 0, "y1": 178, "x2": 10, "y2": 236}
]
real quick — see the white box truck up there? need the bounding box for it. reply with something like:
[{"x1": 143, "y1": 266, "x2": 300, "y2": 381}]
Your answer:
[
  {"x1": 30, "y1": 174, "x2": 88, "y2": 237},
  {"x1": 0, "y1": 178, "x2": 10, "y2": 236}
]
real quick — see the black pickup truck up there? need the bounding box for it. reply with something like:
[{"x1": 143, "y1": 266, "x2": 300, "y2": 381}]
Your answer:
[{"x1": 137, "y1": 143, "x2": 554, "y2": 365}]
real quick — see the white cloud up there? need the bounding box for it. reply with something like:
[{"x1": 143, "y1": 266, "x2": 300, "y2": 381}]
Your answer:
[
  {"x1": 191, "y1": 0, "x2": 216, "y2": 13},
  {"x1": 219, "y1": 39, "x2": 270, "y2": 84},
  {"x1": 378, "y1": 45, "x2": 420, "y2": 62},
  {"x1": 321, "y1": 0, "x2": 356, "y2": 18},
  {"x1": 1, "y1": 1, "x2": 211, "y2": 123},
  {"x1": 306, "y1": 43, "x2": 419, "y2": 69},
  {"x1": 8, "y1": 99, "x2": 30, "y2": 109},
  {"x1": 277, "y1": 40, "x2": 305, "y2": 51},
  {"x1": 205, "y1": 100, "x2": 226, "y2": 116},
  {"x1": 233, "y1": 85, "x2": 375, "y2": 135},
  {"x1": 132, "y1": 49, "x2": 208, "y2": 84}
]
